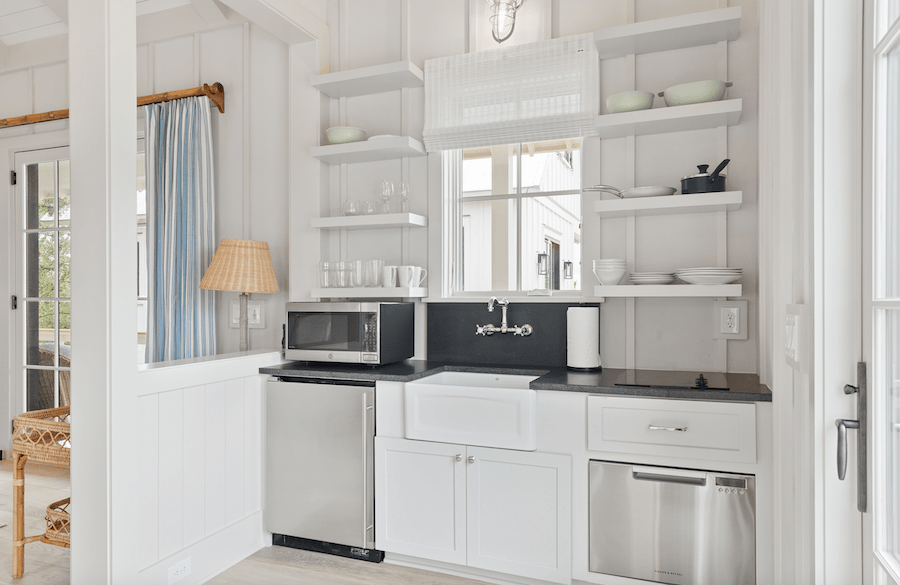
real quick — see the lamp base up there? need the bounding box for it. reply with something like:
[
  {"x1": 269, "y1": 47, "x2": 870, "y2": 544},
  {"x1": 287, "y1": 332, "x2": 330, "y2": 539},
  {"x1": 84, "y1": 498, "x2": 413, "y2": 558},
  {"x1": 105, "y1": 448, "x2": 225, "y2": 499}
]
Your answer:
[{"x1": 240, "y1": 293, "x2": 249, "y2": 351}]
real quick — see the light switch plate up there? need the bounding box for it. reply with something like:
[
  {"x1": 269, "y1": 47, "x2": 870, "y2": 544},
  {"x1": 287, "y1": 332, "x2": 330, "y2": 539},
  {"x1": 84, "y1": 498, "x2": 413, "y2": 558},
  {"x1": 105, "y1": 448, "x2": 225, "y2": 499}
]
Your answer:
[
  {"x1": 785, "y1": 304, "x2": 807, "y2": 372},
  {"x1": 229, "y1": 300, "x2": 265, "y2": 329},
  {"x1": 713, "y1": 300, "x2": 748, "y2": 340}
]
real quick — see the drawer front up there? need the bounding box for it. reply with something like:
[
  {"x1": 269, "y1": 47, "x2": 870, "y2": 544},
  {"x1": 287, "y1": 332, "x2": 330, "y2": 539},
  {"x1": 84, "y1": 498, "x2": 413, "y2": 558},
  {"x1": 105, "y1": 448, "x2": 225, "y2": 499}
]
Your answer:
[{"x1": 587, "y1": 397, "x2": 756, "y2": 464}]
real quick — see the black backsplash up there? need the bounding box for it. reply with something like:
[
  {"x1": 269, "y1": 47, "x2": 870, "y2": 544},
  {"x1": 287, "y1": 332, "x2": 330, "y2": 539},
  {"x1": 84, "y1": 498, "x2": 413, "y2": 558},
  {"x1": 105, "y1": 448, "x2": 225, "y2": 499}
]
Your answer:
[{"x1": 426, "y1": 303, "x2": 602, "y2": 367}]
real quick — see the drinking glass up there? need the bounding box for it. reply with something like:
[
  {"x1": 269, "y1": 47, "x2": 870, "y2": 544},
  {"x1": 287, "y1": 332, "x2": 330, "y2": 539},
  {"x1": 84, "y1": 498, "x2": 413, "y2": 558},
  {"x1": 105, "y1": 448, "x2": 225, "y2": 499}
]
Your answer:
[
  {"x1": 365, "y1": 260, "x2": 384, "y2": 287},
  {"x1": 361, "y1": 200, "x2": 378, "y2": 215},
  {"x1": 332, "y1": 261, "x2": 349, "y2": 288},
  {"x1": 350, "y1": 260, "x2": 366, "y2": 287},
  {"x1": 318, "y1": 261, "x2": 331, "y2": 288},
  {"x1": 380, "y1": 180, "x2": 393, "y2": 214},
  {"x1": 399, "y1": 181, "x2": 410, "y2": 212},
  {"x1": 342, "y1": 199, "x2": 360, "y2": 216}
]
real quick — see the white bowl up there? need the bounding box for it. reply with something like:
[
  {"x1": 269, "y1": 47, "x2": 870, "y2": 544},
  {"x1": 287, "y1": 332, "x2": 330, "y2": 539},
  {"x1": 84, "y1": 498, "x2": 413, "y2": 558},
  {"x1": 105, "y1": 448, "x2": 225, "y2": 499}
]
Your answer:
[
  {"x1": 658, "y1": 80, "x2": 732, "y2": 107},
  {"x1": 593, "y1": 267, "x2": 626, "y2": 285},
  {"x1": 605, "y1": 90, "x2": 655, "y2": 114},
  {"x1": 326, "y1": 126, "x2": 367, "y2": 144}
]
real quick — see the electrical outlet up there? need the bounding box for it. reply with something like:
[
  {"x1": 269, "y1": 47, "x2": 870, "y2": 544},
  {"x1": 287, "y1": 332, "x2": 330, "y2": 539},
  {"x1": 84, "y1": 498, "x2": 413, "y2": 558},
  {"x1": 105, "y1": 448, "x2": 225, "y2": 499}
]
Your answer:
[
  {"x1": 168, "y1": 557, "x2": 191, "y2": 585},
  {"x1": 722, "y1": 307, "x2": 739, "y2": 334},
  {"x1": 713, "y1": 301, "x2": 748, "y2": 340}
]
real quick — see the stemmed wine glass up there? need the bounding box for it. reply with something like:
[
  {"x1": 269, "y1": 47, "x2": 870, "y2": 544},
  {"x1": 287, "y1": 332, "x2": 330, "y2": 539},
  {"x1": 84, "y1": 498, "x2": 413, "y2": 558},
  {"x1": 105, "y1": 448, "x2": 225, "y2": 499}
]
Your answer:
[
  {"x1": 399, "y1": 181, "x2": 410, "y2": 213},
  {"x1": 380, "y1": 180, "x2": 393, "y2": 214}
]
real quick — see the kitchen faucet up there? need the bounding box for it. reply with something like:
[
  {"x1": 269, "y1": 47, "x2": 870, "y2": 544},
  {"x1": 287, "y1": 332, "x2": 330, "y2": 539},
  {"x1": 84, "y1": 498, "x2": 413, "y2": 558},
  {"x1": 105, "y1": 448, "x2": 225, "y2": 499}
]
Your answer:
[{"x1": 476, "y1": 297, "x2": 533, "y2": 337}]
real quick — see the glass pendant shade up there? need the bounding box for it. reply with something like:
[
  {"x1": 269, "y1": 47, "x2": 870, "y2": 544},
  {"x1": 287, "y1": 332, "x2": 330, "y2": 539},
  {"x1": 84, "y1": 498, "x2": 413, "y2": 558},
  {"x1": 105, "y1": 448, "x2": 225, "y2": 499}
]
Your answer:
[
  {"x1": 537, "y1": 252, "x2": 548, "y2": 275},
  {"x1": 488, "y1": 0, "x2": 523, "y2": 44},
  {"x1": 564, "y1": 261, "x2": 574, "y2": 279}
]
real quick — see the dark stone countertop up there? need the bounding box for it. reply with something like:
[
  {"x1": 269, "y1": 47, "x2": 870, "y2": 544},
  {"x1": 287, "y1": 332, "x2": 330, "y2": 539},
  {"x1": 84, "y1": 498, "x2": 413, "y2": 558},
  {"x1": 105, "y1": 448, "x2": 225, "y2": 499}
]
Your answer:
[{"x1": 260, "y1": 360, "x2": 772, "y2": 402}]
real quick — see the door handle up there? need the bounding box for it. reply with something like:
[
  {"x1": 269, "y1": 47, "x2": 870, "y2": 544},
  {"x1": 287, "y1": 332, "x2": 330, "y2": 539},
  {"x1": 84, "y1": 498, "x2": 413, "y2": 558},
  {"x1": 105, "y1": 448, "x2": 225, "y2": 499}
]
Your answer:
[
  {"x1": 835, "y1": 418, "x2": 859, "y2": 480},
  {"x1": 835, "y1": 363, "x2": 867, "y2": 513}
]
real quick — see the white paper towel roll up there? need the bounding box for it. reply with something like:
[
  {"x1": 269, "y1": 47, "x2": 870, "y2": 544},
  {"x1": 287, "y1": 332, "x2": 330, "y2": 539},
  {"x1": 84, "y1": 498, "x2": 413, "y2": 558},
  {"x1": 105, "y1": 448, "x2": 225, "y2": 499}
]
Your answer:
[{"x1": 567, "y1": 307, "x2": 601, "y2": 369}]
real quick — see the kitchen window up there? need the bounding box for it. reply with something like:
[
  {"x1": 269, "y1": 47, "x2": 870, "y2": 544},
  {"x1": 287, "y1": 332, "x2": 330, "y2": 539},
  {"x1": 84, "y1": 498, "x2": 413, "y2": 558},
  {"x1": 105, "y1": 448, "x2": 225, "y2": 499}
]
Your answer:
[{"x1": 446, "y1": 138, "x2": 582, "y2": 295}]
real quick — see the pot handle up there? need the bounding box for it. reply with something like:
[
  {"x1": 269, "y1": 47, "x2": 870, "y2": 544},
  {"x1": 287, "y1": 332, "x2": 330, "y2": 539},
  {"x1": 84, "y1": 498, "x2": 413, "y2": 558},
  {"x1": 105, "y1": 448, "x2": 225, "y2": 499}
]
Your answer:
[
  {"x1": 584, "y1": 185, "x2": 625, "y2": 198},
  {"x1": 710, "y1": 159, "x2": 730, "y2": 178}
]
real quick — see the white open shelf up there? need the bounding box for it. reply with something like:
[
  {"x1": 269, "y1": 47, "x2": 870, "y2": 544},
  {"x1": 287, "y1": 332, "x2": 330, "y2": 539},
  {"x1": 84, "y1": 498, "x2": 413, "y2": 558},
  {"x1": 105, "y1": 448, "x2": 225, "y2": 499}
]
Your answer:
[
  {"x1": 593, "y1": 6, "x2": 741, "y2": 59},
  {"x1": 594, "y1": 191, "x2": 742, "y2": 218},
  {"x1": 312, "y1": 213, "x2": 428, "y2": 230},
  {"x1": 311, "y1": 287, "x2": 428, "y2": 299},
  {"x1": 593, "y1": 284, "x2": 742, "y2": 299},
  {"x1": 311, "y1": 136, "x2": 426, "y2": 165},
  {"x1": 311, "y1": 60, "x2": 425, "y2": 98},
  {"x1": 595, "y1": 99, "x2": 742, "y2": 139}
]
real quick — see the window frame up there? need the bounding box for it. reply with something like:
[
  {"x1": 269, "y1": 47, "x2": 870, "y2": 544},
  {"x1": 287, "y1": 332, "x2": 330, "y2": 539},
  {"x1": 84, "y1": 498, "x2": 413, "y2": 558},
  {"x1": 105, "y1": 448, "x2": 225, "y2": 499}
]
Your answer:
[{"x1": 437, "y1": 141, "x2": 585, "y2": 301}]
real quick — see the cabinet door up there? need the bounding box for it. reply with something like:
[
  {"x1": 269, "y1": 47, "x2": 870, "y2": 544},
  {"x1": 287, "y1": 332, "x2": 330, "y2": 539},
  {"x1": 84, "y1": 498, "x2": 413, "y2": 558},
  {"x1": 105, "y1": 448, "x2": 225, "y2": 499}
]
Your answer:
[
  {"x1": 466, "y1": 447, "x2": 572, "y2": 584},
  {"x1": 375, "y1": 437, "x2": 466, "y2": 564}
]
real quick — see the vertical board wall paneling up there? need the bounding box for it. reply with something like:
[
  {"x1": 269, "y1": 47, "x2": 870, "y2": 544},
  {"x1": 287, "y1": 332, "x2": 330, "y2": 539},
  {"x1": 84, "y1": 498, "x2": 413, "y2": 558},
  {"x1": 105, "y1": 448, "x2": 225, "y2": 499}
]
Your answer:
[
  {"x1": 157, "y1": 389, "x2": 185, "y2": 559},
  {"x1": 152, "y1": 35, "x2": 195, "y2": 93},
  {"x1": 137, "y1": 393, "x2": 160, "y2": 570},
  {"x1": 31, "y1": 62, "x2": 67, "y2": 134},
  {"x1": 182, "y1": 384, "x2": 207, "y2": 547},
  {"x1": 205, "y1": 381, "x2": 228, "y2": 534},
  {"x1": 224, "y1": 377, "x2": 246, "y2": 525},
  {"x1": 243, "y1": 375, "x2": 262, "y2": 514}
]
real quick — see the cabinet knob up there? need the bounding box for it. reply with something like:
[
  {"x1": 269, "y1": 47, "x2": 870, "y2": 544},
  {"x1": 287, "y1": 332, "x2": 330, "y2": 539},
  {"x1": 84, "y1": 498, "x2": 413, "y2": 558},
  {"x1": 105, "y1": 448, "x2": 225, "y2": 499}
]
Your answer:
[
  {"x1": 455, "y1": 454, "x2": 462, "y2": 462},
  {"x1": 467, "y1": 456, "x2": 475, "y2": 464}
]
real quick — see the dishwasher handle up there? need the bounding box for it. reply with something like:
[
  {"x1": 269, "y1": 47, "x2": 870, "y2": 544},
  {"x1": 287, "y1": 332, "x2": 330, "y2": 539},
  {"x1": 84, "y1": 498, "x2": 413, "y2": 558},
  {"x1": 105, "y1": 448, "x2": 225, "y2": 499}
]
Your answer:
[{"x1": 632, "y1": 465, "x2": 707, "y2": 486}]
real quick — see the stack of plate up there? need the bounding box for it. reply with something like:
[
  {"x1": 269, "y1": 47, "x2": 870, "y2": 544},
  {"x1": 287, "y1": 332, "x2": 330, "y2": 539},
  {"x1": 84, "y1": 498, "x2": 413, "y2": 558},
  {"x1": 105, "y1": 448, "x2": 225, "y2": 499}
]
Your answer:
[
  {"x1": 675, "y1": 267, "x2": 742, "y2": 285},
  {"x1": 629, "y1": 271, "x2": 675, "y2": 285}
]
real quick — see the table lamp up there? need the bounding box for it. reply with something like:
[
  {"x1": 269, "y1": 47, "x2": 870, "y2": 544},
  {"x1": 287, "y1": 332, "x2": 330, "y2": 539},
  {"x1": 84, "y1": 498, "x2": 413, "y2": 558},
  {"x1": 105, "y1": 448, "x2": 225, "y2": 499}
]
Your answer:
[{"x1": 200, "y1": 239, "x2": 279, "y2": 351}]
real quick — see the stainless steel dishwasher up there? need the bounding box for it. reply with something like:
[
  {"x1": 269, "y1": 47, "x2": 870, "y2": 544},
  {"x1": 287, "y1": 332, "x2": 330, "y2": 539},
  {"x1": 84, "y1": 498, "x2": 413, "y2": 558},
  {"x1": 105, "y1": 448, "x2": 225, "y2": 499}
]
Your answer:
[
  {"x1": 266, "y1": 376, "x2": 382, "y2": 562},
  {"x1": 589, "y1": 460, "x2": 755, "y2": 585}
]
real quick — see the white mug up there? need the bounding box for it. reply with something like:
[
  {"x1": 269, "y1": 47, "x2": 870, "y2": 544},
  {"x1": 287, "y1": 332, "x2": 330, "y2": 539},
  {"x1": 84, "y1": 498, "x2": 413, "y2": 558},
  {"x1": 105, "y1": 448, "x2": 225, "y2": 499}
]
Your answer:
[
  {"x1": 382, "y1": 265, "x2": 398, "y2": 287},
  {"x1": 398, "y1": 265, "x2": 427, "y2": 287}
]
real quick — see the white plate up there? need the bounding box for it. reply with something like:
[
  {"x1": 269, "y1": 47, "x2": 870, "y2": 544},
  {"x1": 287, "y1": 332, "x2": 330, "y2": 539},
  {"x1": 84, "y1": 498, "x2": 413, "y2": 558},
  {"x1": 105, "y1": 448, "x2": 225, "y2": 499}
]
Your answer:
[
  {"x1": 678, "y1": 274, "x2": 741, "y2": 285},
  {"x1": 367, "y1": 134, "x2": 400, "y2": 141},
  {"x1": 630, "y1": 272, "x2": 675, "y2": 277},
  {"x1": 631, "y1": 279, "x2": 675, "y2": 285},
  {"x1": 676, "y1": 267, "x2": 742, "y2": 272}
]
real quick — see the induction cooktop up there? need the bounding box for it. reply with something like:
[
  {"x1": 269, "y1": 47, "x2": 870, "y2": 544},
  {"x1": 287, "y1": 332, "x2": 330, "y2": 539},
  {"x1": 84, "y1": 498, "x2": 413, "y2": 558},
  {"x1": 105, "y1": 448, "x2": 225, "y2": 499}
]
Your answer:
[{"x1": 613, "y1": 371, "x2": 729, "y2": 391}]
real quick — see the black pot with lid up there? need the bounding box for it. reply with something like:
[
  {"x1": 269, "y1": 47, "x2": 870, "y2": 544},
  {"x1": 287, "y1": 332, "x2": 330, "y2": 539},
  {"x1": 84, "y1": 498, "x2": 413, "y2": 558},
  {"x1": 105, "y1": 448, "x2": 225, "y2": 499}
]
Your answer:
[{"x1": 681, "y1": 159, "x2": 729, "y2": 194}]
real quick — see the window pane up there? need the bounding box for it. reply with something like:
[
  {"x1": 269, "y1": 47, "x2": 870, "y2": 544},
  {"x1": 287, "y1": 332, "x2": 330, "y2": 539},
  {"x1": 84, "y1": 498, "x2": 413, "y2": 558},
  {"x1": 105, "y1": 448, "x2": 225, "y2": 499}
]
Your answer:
[
  {"x1": 26, "y1": 369, "x2": 55, "y2": 411},
  {"x1": 516, "y1": 139, "x2": 581, "y2": 193},
  {"x1": 59, "y1": 231, "x2": 71, "y2": 299},
  {"x1": 884, "y1": 45, "x2": 900, "y2": 298},
  {"x1": 60, "y1": 301, "x2": 71, "y2": 365},
  {"x1": 879, "y1": 1, "x2": 900, "y2": 41},
  {"x1": 58, "y1": 160, "x2": 70, "y2": 227},
  {"x1": 883, "y1": 309, "x2": 900, "y2": 559},
  {"x1": 462, "y1": 198, "x2": 518, "y2": 291},
  {"x1": 463, "y1": 144, "x2": 515, "y2": 197},
  {"x1": 25, "y1": 301, "x2": 55, "y2": 366},
  {"x1": 522, "y1": 196, "x2": 582, "y2": 291},
  {"x1": 26, "y1": 232, "x2": 55, "y2": 298}
]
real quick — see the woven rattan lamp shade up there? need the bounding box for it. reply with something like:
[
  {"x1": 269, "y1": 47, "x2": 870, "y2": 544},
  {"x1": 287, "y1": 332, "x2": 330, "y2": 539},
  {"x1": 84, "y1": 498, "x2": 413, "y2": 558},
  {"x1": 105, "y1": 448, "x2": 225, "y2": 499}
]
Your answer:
[{"x1": 199, "y1": 239, "x2": 280, "y2": 294}]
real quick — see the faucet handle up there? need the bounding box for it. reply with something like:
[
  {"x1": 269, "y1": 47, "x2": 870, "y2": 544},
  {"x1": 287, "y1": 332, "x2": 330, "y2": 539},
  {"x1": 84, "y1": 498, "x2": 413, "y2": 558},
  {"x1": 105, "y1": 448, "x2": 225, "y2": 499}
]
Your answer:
[{"x1": 514, "y1": 324, "x2": 533, "y2": 337}]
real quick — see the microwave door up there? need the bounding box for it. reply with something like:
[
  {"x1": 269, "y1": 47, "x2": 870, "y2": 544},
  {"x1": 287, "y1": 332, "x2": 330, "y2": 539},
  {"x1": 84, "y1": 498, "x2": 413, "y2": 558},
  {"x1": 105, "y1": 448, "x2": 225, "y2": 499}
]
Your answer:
[{"x1": 287, "y1": 311, "x2": 374, "y2": 362}]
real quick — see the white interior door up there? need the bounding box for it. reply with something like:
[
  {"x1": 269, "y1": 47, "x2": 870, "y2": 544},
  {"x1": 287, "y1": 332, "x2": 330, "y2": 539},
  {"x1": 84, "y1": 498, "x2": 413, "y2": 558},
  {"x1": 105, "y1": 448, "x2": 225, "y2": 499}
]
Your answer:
[
  {"x1": 13, "y1": 146, "x2": 71, "y2": 417},
  {"x1": 863, "y1": 0, "x2": 900, "y2": 582}
]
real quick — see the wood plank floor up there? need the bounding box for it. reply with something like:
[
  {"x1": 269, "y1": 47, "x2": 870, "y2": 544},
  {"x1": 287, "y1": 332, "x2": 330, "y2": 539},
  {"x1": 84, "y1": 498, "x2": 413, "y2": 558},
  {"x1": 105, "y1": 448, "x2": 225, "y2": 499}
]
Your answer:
[{"x1": 206, "y1": 546, "x2": 490, "y2": 585}]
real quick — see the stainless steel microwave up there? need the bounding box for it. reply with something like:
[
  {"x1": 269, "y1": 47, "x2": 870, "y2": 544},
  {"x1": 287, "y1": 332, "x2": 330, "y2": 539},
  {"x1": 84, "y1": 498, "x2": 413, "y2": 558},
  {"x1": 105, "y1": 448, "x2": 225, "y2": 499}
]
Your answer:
[{"x1": 285, "y1": 302, "x2": 415, "y2": 365}]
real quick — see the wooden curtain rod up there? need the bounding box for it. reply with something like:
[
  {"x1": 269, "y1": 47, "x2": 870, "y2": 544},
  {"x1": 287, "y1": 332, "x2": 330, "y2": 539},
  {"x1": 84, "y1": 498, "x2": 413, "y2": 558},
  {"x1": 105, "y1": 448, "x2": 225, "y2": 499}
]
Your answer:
[{"x1": 0, "y1": 82, "x2": 225, "y2": 130}]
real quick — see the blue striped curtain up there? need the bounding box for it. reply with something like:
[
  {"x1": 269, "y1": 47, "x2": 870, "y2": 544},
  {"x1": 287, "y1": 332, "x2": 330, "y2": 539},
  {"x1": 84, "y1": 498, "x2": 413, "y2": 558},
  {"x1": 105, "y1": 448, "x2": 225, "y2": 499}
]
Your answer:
[{"x1": 144, "y1": 96, "x2": 216, "y2": 362}]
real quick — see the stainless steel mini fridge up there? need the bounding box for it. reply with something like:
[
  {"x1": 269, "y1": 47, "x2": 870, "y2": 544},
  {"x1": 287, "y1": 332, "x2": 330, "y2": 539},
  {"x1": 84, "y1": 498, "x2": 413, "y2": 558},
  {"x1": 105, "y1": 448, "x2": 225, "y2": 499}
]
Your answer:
[
  {"x1": 266, "y1": 377, "x2": 381, "y2": 561},
  {"x1": 589, "y1": 460, "x2": 756, "y2": 585}
]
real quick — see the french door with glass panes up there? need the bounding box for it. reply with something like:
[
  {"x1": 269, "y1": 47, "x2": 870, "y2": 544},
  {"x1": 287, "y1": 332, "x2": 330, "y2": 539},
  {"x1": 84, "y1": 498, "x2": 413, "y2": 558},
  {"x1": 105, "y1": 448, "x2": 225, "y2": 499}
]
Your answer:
[
  {"x1": 14, "y1": 147, "x2": 71, "y2": 415},
  {"x1": 866, "y1": 0, "x2": 900, "y2": 581}
]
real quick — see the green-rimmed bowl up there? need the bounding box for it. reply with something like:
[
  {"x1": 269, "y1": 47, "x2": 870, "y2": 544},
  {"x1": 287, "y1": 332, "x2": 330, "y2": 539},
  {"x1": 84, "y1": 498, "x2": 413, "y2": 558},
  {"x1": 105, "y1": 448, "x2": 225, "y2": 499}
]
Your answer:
[{"x1": 326, "y1": 126, "x2": 367, "y2": 144}]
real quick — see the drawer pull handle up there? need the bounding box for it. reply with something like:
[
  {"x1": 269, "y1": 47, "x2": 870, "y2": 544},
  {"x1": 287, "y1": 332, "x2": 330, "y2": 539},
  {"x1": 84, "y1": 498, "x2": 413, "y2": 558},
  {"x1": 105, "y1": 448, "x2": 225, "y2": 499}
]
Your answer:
[{"x1": 648, "y1": 425, "x2": 687, "y2": 432}]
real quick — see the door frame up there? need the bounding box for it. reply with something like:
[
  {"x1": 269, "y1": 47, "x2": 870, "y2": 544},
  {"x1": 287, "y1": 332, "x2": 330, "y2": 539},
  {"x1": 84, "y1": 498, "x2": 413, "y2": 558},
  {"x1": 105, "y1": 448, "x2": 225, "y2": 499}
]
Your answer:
[{"x1": 0, "y1": 130, "x2": 69, "y2": 454}]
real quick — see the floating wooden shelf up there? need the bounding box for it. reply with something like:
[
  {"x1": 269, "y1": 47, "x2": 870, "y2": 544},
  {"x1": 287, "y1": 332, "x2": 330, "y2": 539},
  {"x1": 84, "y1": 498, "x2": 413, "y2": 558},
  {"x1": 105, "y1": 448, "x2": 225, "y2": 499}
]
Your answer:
[
  {"x1": 311, "y1": 61, "x2": 425, "y2": 98},
  {"x1": 311, "y1": 287, "x2": 428, "y2": 299},
  {"x1": 311, "y1": 213, "x2": 428, "y2": 230},
  {"x1": 595, "y1": 99, "x2": 742, "y2": 139},
  {"x1": 593, "y1": 6, "x2": 741, "y2": 59},
  {"x1": 593, "y1": 284, "x2": 741, "y2": 299},
  {"x1": 311, "y1": 136, "x2": 426, "y2": 165},
  {"x1": 594, "y1": 191, "x2": 742, "y2": 218}
]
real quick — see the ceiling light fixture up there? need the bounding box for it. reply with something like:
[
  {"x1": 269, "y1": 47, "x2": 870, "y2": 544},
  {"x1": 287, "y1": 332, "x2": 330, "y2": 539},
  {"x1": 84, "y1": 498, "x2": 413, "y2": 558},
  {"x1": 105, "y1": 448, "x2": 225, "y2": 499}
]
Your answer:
[{"x1": 487, "y1": 0, "x2": 524, "y2": 44}]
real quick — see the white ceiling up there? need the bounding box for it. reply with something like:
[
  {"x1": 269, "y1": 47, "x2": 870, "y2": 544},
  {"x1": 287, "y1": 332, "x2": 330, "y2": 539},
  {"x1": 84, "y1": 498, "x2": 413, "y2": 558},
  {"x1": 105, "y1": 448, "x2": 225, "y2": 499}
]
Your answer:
[{"x1": 0, "y1": 0, "x2": 193, "y2": 46}]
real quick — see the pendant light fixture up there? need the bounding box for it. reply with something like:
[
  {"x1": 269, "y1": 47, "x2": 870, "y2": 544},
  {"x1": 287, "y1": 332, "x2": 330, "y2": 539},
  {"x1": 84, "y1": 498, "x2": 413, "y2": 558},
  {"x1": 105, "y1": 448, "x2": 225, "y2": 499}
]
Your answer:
[
  {"x1": 487, "y1": 0, "x2": 524, "y2": 44},
  {"x1": 537, "y1": 252, "x2": 549, "y2": 275}
]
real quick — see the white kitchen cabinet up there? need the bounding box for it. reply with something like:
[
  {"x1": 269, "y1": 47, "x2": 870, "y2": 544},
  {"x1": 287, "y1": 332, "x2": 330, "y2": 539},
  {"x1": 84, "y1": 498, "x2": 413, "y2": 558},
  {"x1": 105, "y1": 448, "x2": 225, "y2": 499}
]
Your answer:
[
  {"x1": 375, "y1": 438, "x2": 466, "y2": 564},
  {"x1": 375, "y1": 437, "x2": 572, "y2": 584}
]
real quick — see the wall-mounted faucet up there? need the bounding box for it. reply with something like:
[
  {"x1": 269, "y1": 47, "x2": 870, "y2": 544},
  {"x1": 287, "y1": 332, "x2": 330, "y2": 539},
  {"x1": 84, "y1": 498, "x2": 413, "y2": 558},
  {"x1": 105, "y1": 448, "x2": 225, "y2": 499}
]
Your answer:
[{"x1": 476, "y1": 297, "x2": 533, "y2": 337}]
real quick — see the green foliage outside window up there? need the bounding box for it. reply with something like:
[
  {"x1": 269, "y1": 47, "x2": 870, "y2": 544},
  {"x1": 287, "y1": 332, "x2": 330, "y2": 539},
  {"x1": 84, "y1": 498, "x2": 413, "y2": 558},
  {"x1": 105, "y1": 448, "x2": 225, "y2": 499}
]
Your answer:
[{"x1": 37, "y1": 195, "x2": 71, "y2": 337}]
